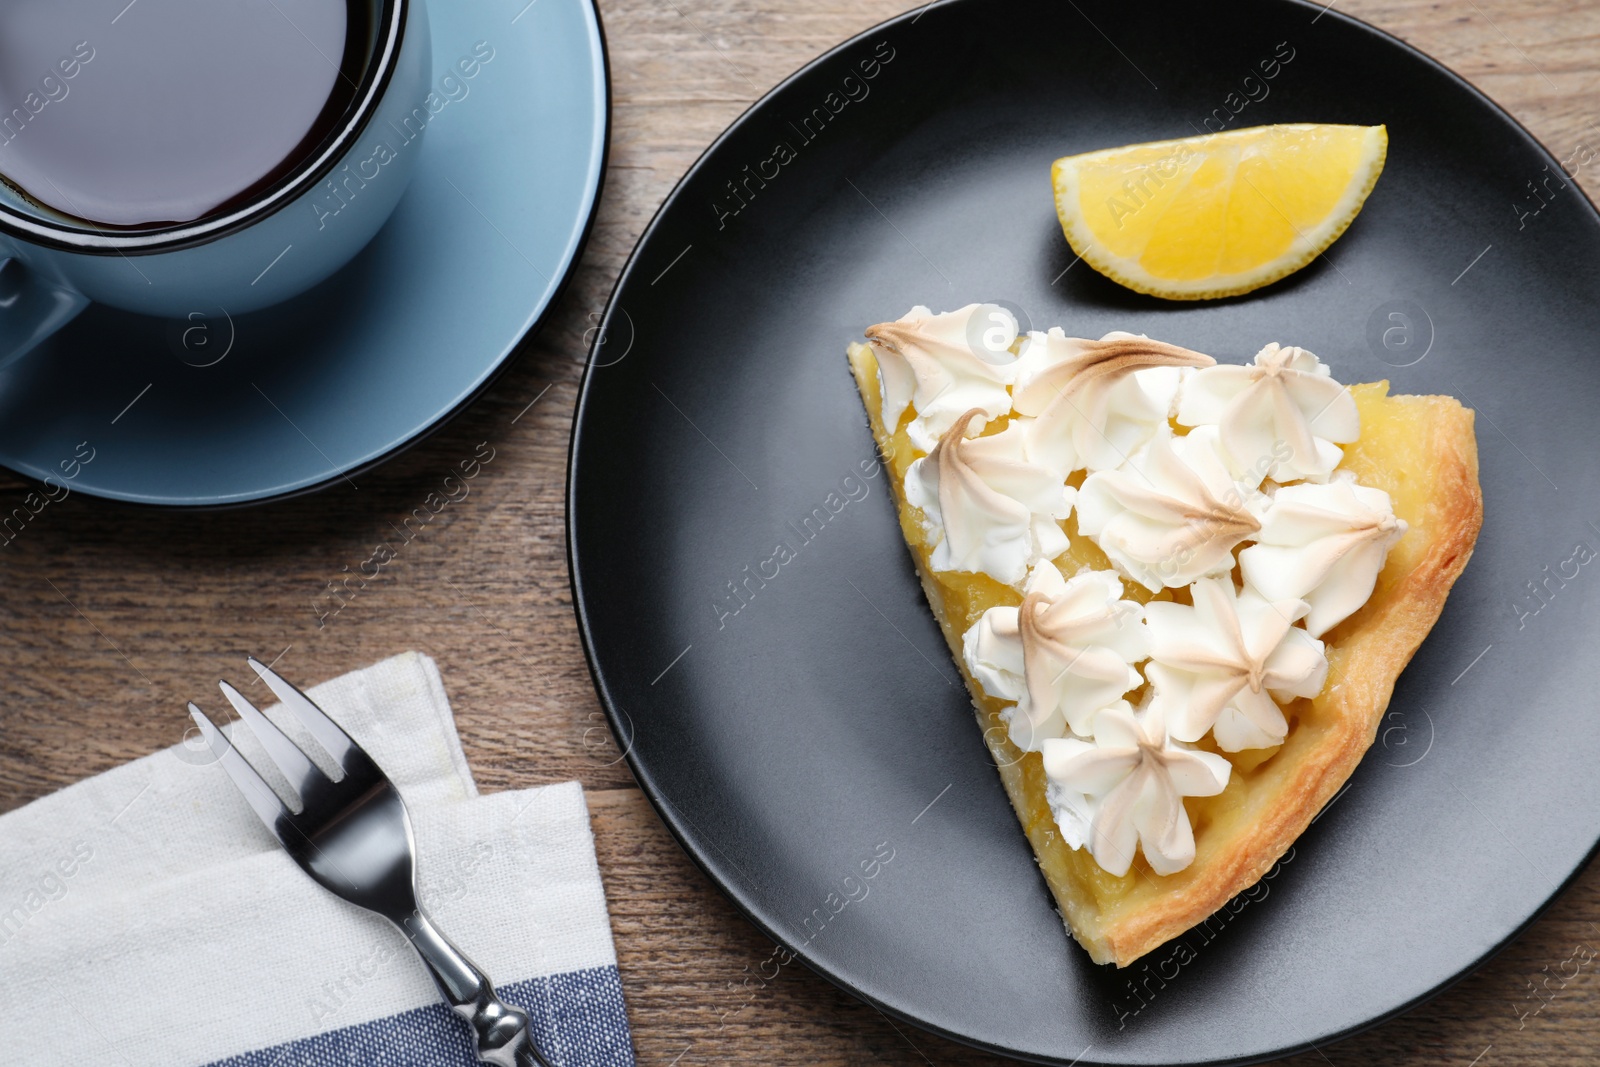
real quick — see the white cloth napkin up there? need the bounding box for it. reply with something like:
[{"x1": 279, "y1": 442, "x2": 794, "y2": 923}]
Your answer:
[{"x1": 0, "y1": 652, "x2": 635, "y2": 1067}]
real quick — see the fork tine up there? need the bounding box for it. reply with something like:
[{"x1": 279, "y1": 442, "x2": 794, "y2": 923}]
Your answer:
[
  {"x1": 247, "y1": 657, "x2": 357, "y2": 768},
  {"x1": 188, "y1": 703, "x2": 292, "y2": 837},
  {"x1": 218, "y1": 680, "x2": 322, "y2": 798}
]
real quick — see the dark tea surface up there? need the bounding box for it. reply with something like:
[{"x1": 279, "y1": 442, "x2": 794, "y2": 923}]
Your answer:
[{"x1": 0, "y1": 0, "x2": 363, "y2": 229}]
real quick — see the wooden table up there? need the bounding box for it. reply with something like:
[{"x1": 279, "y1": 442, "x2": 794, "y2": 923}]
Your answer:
[{"x1": 3, "y1": 0, "x2": 1598, "y2": 1062}]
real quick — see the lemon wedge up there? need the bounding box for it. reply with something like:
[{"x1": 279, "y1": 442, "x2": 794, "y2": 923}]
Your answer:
[{"x1": 1051, "y1": 123, "x2": 1387, "y2": 300}]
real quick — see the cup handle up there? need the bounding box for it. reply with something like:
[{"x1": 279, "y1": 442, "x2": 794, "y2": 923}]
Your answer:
[{"x1": 0, "y1": 256, "x2": 90, "y2": 371}]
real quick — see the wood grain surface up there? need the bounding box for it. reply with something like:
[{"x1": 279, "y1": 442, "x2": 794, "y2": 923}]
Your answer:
[{"x1": 3, "y1": 0, "x2": 1599, "y2": 1063}]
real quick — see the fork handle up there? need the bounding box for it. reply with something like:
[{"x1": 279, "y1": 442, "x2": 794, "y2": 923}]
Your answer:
[{"x1": 399, "y1": 910, "x2": 557, "y2": 1067}]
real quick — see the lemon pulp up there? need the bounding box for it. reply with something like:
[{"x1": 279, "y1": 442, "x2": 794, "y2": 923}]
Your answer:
[{"x1": 1052, "y1": 123, "x2": 1387, "y2": 300}]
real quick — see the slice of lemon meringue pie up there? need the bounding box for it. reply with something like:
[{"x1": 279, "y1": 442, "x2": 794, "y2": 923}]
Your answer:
[{"x1": 848, "y1": 304, "x2": 1482, "y2": 967}]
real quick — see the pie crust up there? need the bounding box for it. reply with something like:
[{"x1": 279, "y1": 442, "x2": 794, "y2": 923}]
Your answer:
[{"x1": 848, "y1": 341, "x2": 1482, "y2": 967}]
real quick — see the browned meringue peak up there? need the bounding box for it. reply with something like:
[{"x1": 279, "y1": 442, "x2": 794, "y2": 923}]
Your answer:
[
  {"x1": 1239, "y1": 473, "x2": 1407, "y2": 637},
  {"x1": 865, "y1": 304, "x2": 1017, "y2": 452},
  {"x1": 1012, "y1": 329, "x2": 1216, "y2": 473},
  {"x1": 1076, "y1": 427, "x2": 1265, "y2": 591},
  {"x1": 1020, "y1": 590, "x2": 1130, "y2": 713},
  {"x1": 1040, "y1": 699, "x2": 1231, "y2": 877},
  {"x1": 1144, "y1": 576, "x2": 1329, "y2": 752},
  {"x1": 1176, "y1": 342, "x2": 1360, "y2": 486},
  {"x1": 905, "y1": 408, "x2": 1074, "y2": 586},
  {"x1": 961, "y1": 562, "x2": 1148, "y2": 749}
]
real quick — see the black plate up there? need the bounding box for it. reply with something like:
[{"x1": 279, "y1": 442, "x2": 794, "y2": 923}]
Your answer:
[{"x1": 569, "y1": 0, "x2": 1600, "y2": 1061}]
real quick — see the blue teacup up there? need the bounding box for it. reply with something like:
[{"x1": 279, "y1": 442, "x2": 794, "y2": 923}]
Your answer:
[{"x1": 0, "y1": 0, "x2": 432, "y2": 365}]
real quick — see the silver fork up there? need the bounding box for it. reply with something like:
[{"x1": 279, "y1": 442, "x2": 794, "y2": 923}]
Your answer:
[{"x1": 188, "y1": 657, "x2": 557, "y2": 1067}]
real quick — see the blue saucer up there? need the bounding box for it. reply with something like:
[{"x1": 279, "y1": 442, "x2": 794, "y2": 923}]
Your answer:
[{"x1": 0, "y1": 0, "x2": 607, "y2": 506}]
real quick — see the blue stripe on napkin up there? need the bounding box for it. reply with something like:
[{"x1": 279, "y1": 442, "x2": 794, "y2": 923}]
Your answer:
[{"x1": 209, "y1": 964, "x2": 635, "y2": 1067}]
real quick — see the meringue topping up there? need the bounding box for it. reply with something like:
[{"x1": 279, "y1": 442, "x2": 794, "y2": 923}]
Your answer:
[
  {"x1": 1041, "y1": 700, "x2": 1231, "y2": 877},
  {"x1": 866, "y1": 304, "x2": 1019, "y2": 452},
  {"x1": 1239, "y1": 472, "x2": 1407, "y2": 637},
  {"x1": 861, "y1": 308, "x2": 1414, "y2": 880},
  {"x1": 1144, "y1": 577, "x2": 1329, "y2": 751},
  {"x1": 962, "y1": 562, "x2": 1148, "y2": 749},
  {"x1": 905, "y1": 409, "x2": 1075, "y2": 586},
  {"x1": 1076, "y1": 426, "x2": 1265, "y2": 591},
  {"x1": 1012, "y1": 329, "x2": 1216, "y2": 473},
  {"x1": 1177, "y1": 343, "x2": 1360, "y2": 486}
]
